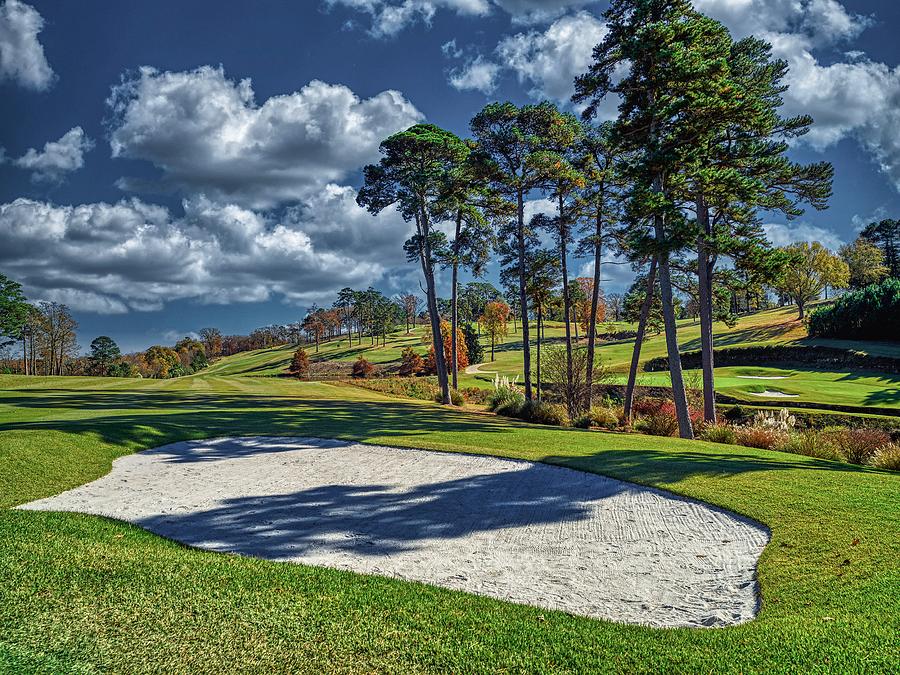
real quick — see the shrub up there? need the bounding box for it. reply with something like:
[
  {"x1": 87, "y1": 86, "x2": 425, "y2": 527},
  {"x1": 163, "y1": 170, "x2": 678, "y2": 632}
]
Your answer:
[
  {"x1": 288, "y1": 347, "x2": 310, "y2": 379},
  {"x1": 636, "y1": 412, "x2": 680, "y2": 437},
  {"x1": 734, "y1": 426, "x2": 790, "y2": 450},
  {"x1": 351, "y1": 357, "x2": 375, "y2": 379},
  {"x1": 752, "y1": 408, "x2": 797, "y2": 432},
  {"x1": 828, "y1": 428, "x2": 892, "y2": 465},
  {"x1": 350, "y1": 377, "x2": 438, "y2": 401},
  {"x1": 573, "y1": 406, "x2": 620, "y2": 430},
  {"x1": 723, "y1": 405, "x2": 748, "y2": 423},
  {"x1": 521, "y1": 400, "x2": 568, "y2": 427},
  {"x1": 699, "y1": 423, "x2": 737, "y2": 445},
  {"x1": 487, "y1": 374, "x2": 523, "y2": 412},
  {"x1": 778, "y1": 430, "x2": 842, "y2": 461},
  {"x1": 632, "y1": 397, "x2": 702, "y2": 430},
  {"x1": 398, "y1": 347, "x2": 424, "y2": 376},
  {"x1": 870, "y1": 443, "x2": 900, "y2": 471},
  {"x1": 459, "y1": 387, "x2": 490, "y2": 405},
  {"x1": 495, "y1": 397, "x2": 525, "y2": 418},
  {"x1": 808, "y1": 278, "x2": 900, "y2": 341},
  {"x1": 434, "y1": 389, "x2": 465, "y2": 406}
]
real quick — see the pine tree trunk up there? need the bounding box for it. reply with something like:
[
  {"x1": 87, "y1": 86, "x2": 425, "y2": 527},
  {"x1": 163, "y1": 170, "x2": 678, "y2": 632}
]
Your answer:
[
  {"x1": 624, "y1": 256, "x2": 657, "y2": 423},
  {"x1": 585, "y1": 211, "x2": 602, "y2": 411},
  {"x1": 657, "y1": 247, "x2": 694, "y2": 439},
  {"x1": 450, "y1": 212, "x2": 462, "y2": 391},
  {"x1": 517, "y1": 190, "x2": 533, "y2": 400},
  {"x1": 419, "y1": 208, "x2": 451, "y2": 404},
  {"x1": 536, "y1": 306, "x2": 542, "y2": 403},
  {"x1": 558, "y1": 195, "x2": 574, "y2": 416},
  {"x1": 697, "y1": 199, "x2": 716, "y2": 423}
]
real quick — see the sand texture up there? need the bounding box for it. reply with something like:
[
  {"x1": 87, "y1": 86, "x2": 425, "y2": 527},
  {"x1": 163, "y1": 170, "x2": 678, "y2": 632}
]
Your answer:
[{"x1": 21, "y1": 437, "x2": 769, "y2": 628}]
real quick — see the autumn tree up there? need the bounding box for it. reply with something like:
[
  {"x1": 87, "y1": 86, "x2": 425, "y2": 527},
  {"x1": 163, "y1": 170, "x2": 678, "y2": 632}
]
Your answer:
[
  {"x1": 776, "y1": 242, "x2": 849, "y2": 318},
  {"x1": 840, "y1": 237, "x2": 889, "y2": 289},
  {"x1": 398, "y1": 346, "x2": 424, "y2": 376},
  {"x1": 478, "y1": 301, "x2": 509, "y2": 362},
  {"x1": 144, "y1": 345, "x2": 180, "y2": 379},
  {"x1": 198, "y1": 327, "x2": 223, "y2": 359},
  {"x1": 289, "y1": 347, "x2": 310, "y2": 379},
  {"x1": 576, "y1": 277, "x2": 605, "y2": 334},
  {"x1": 424, "y1": 320, "x2": 468, "y2": 375}
]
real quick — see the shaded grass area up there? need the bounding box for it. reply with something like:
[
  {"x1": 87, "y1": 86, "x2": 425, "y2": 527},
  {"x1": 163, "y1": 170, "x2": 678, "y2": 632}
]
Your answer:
[{"x1": 1, "y1": 374, "x2": 899, "y2": 672}]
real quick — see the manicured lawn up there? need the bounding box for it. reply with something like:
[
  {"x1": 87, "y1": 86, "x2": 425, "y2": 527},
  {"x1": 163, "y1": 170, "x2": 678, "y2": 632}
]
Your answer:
[
  {"x1": 610, "y1": 366, "x2": 900, "y2": 410},
  {"x1": 1, "y1": 370, "x2": 898, "y2": 672}
]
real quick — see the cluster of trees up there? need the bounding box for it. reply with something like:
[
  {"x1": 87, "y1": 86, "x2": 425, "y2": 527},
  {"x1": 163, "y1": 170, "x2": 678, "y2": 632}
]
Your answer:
[
  {"x1": 1, "y1": 274, "x2": 80, "y2": 376},
  {"x1": 355, "y1": 0, "x2": 834, "y2": 438}
]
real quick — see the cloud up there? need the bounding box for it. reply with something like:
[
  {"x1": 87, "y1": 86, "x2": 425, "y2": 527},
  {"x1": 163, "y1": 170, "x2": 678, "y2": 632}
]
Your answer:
[
  {"x1": 325, "y1": 0, "x2": 592, "y2": 36},
  {"x1": 442, "y1": 11, "x2": 606, "y2": 103},
  {"x1": 13, "y1": 126, "x2": 93, "y2": 181},
  {"x1": 495, "y1": 11, "x2": 607, "y2": 102},
  {"x1": 763, "y1": 222, "x2": 845, "y2": 250},
  {"x1": 0, "y1": 192, "x2": 414, "y2": 314},
  {"x1": 0, "y1": 0, "x2": 53, "y2": 90},
  {"x1": 448, "y1": 55, "x2": 500, "y2": 94},
  {"x1": 107, "y1": 66, "x2": 423, "y2": 208}
]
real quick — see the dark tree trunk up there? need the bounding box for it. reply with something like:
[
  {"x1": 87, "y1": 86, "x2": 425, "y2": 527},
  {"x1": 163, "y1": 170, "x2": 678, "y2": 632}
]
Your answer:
[
  {"x1": 536, "y1": 306, "x2": 542, "y2": 402},
  {"x1": 657, "y1": 246, "x2": 694, "y2": 439},
  {"x1": 451, "y1": 211, "x2": 462, "y2": 390},
  {"x1": 585, "y1": 209, "x2": 603, "y2": 411},
  {"x1": 558, "y1": 194, "x2": 574, "y2": 416},
  {"x1": 696, "y1": 198, "x2": 716, "y2": 423},
  {"x1": 517, "y1": 191, "x2": 533, "y2": 400},
  {"x1": 623, "y1": 256, "x2": 657, "y2": 423},
  {"x1": 419, "y1": 208, "x2": 451, "y2": 404}
]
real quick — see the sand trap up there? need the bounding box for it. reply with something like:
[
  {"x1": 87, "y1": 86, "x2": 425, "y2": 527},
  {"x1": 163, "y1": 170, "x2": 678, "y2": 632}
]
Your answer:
[
  {"x1": 737, "y1": 375, "x2": 790, "y2": 380},
  {"x1": 748, "y1": 390, "x2": 799, "y2": 398},
  {"x1": 19, "y1": 437, "x2": 769, "y2": 628}
]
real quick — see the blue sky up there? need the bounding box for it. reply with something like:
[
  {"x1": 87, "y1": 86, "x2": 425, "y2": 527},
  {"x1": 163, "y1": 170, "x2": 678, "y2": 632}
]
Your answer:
[{"x1": 1, "y1": 0, "x2": 899, "y2": 352}]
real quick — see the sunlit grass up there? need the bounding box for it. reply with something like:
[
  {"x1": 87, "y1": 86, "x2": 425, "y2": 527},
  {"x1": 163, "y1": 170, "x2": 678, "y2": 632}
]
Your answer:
[{"x1": 1, "y1": 372, "x2": 898, "y2": 671}]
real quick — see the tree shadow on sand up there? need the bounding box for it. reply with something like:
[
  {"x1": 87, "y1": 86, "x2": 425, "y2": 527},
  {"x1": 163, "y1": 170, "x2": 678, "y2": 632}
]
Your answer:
[{"x1": 136, "y1": 461, "x2": 627, "y2": 559}]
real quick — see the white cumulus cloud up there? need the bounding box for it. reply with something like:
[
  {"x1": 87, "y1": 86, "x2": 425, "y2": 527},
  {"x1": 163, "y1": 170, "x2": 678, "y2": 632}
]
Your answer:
[
  {"x1": 0, "y1": 192, "x2": 414, "y2": 314},
  {"x1": 13, "y1": 126, "x2": 93, "y2": 181},
  {"x1": 107, "y1": 65, "x2": 423, "y2": 208},
  {"x1": 0, "y1": 0, "x2": 53, "y2": 90}
]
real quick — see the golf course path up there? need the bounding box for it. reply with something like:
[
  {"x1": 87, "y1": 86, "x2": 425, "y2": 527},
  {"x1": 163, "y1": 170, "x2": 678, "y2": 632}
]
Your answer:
[
  {"x1": 464, "y1": 361, "x2": 497, "y2": 375},
  {"x1": 20, "y1": 437, "x2": 769, "y2": 628}
]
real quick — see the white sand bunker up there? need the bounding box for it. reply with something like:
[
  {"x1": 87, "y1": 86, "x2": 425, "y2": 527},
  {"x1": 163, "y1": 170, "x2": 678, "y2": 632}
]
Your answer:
[
  {"x1": 748, "y1": 390, "x2": 799, "y2": 398},
  {"x1": 20, "y1": 437, "x2": 769, "y2": 628},
  {"x1": 737, "y1": 375, "x2": 790, "y2": 380}
]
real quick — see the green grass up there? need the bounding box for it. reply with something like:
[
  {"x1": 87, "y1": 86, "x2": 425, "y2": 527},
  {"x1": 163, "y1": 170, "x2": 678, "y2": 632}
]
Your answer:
[{"x1": 1, "y1": 369, "x2": 899, "y2": 672}]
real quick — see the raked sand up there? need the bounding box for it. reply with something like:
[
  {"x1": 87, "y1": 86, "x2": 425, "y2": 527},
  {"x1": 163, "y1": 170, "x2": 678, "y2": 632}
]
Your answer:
[{"x1": 20, "y1": 437, "x2": 769, "y2": 628}]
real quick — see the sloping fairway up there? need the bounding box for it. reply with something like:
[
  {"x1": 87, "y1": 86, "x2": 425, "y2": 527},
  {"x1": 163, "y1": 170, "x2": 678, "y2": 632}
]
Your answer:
[{"x1": 1, "y1": 368, "x2": 898, "y2": 672}]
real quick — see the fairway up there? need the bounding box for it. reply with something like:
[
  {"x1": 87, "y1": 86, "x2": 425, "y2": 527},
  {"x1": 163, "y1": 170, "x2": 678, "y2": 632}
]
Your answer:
[{"x1": 1, "y1": 368, "x2": 898, "y2": 672}]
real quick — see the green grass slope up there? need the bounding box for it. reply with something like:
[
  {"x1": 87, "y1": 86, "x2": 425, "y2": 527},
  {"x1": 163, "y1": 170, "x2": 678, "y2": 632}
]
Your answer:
[{"x1": 1, "y1": 372, "x2": 898, "y2": 672}]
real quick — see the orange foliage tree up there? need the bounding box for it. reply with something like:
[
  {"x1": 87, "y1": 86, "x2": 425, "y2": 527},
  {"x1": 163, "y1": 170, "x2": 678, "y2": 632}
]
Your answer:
[
  {"x1": 576, "y1": 277, "x2": 605, "y2": 335},
  {"x1": 424, "y1": 320, "x2": 468, "y2": 375}
]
